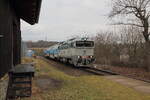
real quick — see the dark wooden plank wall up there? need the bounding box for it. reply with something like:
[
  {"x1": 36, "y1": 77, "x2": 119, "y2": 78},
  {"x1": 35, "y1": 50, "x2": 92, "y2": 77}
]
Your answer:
[
  {"x1": 13, "y1": 13, "x2": 21, "y2": 66},
  {"x1": 0, "y1": 0, "x2": 21, "y2": 78}
]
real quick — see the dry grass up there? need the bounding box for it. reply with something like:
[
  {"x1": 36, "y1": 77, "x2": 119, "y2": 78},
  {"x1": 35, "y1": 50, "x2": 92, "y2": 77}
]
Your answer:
[
  {"x1": 30, "y1": 48, "x2": 45, "y2": 56},
  {"x1": 21, "y1": 58, "x2": 150, "y2": 100},
  {"x1": 22, "y1": 57, "x2": 34, "y2": 64},
  {"x1": 0, "y1": 75, "x2": 8, "y2": 100}
]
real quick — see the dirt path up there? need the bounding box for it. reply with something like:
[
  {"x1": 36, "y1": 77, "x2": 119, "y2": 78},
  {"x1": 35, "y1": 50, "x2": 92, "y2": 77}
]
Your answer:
[{"x1": 105, "y1": 75, "x2": 150, "y2": 94}]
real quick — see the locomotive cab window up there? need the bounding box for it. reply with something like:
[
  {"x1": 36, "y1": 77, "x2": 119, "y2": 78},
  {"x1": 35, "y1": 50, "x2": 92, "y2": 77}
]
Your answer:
[{"x1": 76, "y1": 41, "x2": 94, "y2": 47}]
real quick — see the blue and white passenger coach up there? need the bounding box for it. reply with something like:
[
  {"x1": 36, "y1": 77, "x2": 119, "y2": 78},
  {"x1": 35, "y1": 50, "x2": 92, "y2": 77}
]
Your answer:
[{"x1": 44, "y1": 37, "x2": 95, "y2": 67}]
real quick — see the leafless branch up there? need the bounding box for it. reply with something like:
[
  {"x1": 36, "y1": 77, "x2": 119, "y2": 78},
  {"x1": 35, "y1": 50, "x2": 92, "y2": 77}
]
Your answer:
[
  {"x1": 109, "y1": 0, "x2": 150, "y2": 42},
  {"x1": 112, "y1": 22, "x2": 144, "y2": 27}
]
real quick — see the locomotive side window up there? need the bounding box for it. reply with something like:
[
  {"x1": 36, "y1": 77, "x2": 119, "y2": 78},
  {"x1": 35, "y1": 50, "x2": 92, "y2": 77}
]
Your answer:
[{"x1": 76, "y1": 41, "x2": 94, "y2": 47}]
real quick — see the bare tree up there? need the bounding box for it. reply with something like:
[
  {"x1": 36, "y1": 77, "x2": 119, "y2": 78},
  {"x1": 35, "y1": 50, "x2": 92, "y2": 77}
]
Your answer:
[
  {"x1": 109, "y1": 0, "x2": 150, "y2": 70},
  {"x1": 95, "y1": 31, "x2": 120, "y2": 65},
  {"x1": 120, "y1": 26, "x2": 144, "y2": 63}
]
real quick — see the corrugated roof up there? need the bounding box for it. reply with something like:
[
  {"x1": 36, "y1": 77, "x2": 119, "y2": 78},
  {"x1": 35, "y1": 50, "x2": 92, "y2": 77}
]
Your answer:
[{"x1": 14, "y1": 0, "x2": 42, "y2": 25}]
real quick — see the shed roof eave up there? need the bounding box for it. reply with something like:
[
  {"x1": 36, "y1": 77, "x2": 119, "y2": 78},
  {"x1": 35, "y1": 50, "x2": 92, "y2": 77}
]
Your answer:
[{"x1": 14, "y1": 0, "x2": 42, "y2": 25}]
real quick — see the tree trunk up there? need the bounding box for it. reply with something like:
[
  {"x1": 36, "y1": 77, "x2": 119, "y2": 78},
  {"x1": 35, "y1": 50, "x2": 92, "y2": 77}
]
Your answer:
[
  {"x1": 142, "y1": 19, "x2": 150, "y2": 71},
  {"x1": 144, "y1": 41, "x2": 150, "y2": 71}
]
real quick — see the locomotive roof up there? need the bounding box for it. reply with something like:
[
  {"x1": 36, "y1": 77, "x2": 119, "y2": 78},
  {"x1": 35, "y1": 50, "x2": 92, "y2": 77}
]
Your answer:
[
  {"x1": 13, "y1": 0, "x2": 42, "y2": 25},
  {"x1": 67, "y1": 37, "x2": 92, "y2": 42}
]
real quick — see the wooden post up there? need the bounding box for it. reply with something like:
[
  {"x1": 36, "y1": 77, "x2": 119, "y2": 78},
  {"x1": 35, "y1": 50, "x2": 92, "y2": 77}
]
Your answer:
[{"x1": 13, "y1": 16, "x2": 21, "y2": 66}]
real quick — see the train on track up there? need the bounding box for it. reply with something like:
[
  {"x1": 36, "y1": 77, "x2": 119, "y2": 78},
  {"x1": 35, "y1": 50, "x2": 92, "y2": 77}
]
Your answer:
[{"x1": 44, "y1": 37, "x2": 95, "y2": 66}]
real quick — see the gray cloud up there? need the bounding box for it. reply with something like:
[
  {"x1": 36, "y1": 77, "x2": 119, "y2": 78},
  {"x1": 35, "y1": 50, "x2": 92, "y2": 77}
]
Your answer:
[{"x1": 22, "y1": 0, "x2": 111, "y2": 41}]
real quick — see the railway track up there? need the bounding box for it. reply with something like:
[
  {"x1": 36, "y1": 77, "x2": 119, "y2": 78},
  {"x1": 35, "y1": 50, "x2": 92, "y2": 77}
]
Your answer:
[
  {"x1": 83, "y1": 65, "x2": 150, "y2": 83},
  {"x1": 115, "y1": 72, "x2": 150, "y2": 83},
  {"x1": 78, "y1": 67, "x2": 118, "y2": 76},
  {"x1": 42, "y1": 57, "x2": 117, "y2": 76},
  {"x1": 42, "y1": 57, "x2": 150, "y2": 83},
  {"x1": 81, "y1": 67, "x2": 150, "y2": 84},
  {"x1": 88, "y1": 67, "x2": 150, "y2": 83}
]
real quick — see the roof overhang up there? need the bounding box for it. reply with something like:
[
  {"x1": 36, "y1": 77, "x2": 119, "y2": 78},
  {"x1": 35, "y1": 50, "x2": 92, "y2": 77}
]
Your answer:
[{"x1": 14, "y1": 0, "x2": 42, "y2": 25}]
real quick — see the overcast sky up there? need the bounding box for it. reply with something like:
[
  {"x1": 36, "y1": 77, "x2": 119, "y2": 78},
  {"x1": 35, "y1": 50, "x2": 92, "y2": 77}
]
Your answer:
[{"x1": 21, "y1": 0, "x2": 112, "y2": 41}]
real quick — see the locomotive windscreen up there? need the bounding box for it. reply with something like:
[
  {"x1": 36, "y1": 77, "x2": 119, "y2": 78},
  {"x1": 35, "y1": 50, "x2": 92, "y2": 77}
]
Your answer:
[{"x1": 76, "y1": 41, "x2": 94, "y2": 47}]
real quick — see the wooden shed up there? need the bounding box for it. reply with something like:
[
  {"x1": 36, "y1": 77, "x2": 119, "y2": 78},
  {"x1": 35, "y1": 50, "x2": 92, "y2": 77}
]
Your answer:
[{"x1": 0, "y1": 0, "x2": 42, "y2": 78}]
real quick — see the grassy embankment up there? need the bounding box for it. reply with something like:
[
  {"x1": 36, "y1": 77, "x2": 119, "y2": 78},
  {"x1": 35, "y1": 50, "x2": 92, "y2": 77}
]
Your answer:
[{"x1": 22, "y1": 57, "x2": 150, "y2": 100}]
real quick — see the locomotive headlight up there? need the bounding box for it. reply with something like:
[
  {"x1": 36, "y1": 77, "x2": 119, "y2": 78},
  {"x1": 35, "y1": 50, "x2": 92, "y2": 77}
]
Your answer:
[
  {"x1": 78, "y1": 56, "x2": 80, "y2": 58},
  {"x1": 90, "y1": 56, "x2": 93, "y2": 58}
]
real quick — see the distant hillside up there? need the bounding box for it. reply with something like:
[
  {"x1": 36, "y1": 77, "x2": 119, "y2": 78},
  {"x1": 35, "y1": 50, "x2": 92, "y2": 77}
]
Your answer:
[{"x1": 25, "y1": 40, "x2": 58, "y2": 48}]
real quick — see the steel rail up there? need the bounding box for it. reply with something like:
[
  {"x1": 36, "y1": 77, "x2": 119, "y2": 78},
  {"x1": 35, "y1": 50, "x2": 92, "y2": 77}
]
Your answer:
[{"x1": 43, "y1": 57, "x2": 150, "y2": 83}]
